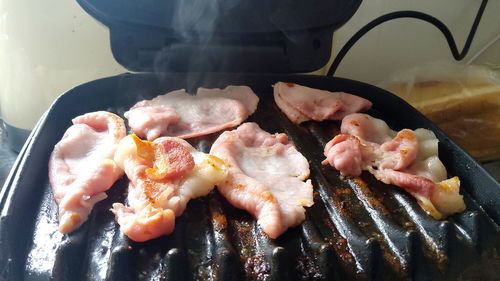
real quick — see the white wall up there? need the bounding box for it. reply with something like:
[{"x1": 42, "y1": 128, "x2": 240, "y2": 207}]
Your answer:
[
  {"x1": 325, "y1": 0, "x2": 500, "y2": 84},
  {"x1": 0, "y1": 0, "x2": 126, "y2": 129}
]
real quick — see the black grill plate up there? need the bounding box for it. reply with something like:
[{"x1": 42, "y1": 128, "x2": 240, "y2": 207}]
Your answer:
[{"x1": 1, "y1": 73, "x2": 499, "y2": 281}]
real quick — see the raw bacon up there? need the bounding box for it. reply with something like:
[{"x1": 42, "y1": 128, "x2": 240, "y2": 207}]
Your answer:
[
  {"x1": 112, "y1": 134, "x2": 227, "y2": 242},
  {"x1": 210, "y1": 122, "x2": 313, "y2": 239},
  {"x1": 125, "y1": 86, "x2": 259, "y2": 140},
  {"x1": 273, "y1": 82, "x2": 372, "y2": 124},
  {"x1": 323, "y1": 113, "x2": 465, "y2": 219},
  {"x1": 49, "y1": 111, "x2": 126, "y2": 233}
]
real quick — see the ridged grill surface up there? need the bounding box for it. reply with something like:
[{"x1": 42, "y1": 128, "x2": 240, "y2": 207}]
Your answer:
[{"x1": 1, "y1": 74, "x2": 499, "y2": 281}]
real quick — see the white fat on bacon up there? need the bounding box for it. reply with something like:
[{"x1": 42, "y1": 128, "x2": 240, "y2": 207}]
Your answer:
[
  {"x1": 323, "y1": 113, "x2": 465, "y2": 219},
  {"x1": 273, "y1": 82, "x2": 372, "y2": 124},
  {"x1": 210, "y1": 122, "x2": 313, "y2": 239},
  {"x1": 111, "y1": 134, "x2": 227, "y2": 242},
  {"x1": 49, "y1": 111, "x2": 126, "y2": 233},
  {"x1": 125, "y1": 86, "x2": 259, "y2": 140}
]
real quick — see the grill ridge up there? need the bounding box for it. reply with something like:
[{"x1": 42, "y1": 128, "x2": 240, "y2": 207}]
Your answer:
[
  {"x1": 208, "y1": 196, "x2": 240, "y2": 281},
  {"x1": 346, "y1": 177, "x2": 412, "y2": 274},
  {"x1": 391, "y1": 192, "x2": 449, "y2": 262},
  {"x1": 300, "y1": 221, "x2": 337, "y2": 280},
  {"x1": 158, "y1": 248, "x2": 187, "y2": 280},
  {"x1": 314, "y1": 171, "x2": 372, "y2": 277}
]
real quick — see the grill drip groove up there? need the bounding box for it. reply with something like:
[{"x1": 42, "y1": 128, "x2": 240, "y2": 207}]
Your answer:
[{"x1": 6, "y1": 85, "x2": 499, "y2": 281}]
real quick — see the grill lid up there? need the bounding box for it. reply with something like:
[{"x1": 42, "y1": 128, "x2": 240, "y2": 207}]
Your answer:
[{"x1": 76, "y1": 0, "x2": 361, "y2": 73}]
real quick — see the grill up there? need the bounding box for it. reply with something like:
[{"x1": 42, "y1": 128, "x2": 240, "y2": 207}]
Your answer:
[{"x1": 1, "y1": 73, "x2": 499, "y2": 281}]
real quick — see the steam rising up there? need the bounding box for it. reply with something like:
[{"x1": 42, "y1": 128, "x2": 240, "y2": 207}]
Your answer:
[
  {"x1": 171, "y1": 1, "x2": 229, "y2": 42},
  {"x1": 157, "y1": 1, "x2": 241, "y2": 90}
]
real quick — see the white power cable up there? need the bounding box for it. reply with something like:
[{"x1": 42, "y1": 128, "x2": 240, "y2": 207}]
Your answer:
[{"x1": 466, "y1": 32, "x2": 500, "y2": 65}]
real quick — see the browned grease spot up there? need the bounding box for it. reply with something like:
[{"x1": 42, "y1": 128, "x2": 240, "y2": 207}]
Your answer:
[
  {"x1": 395, "y1": 129, "x2": 416, "y2": 141},
  {"x1": 212, "y1": 212, "x2": 227, "y2": 232},
  {"x1": 334, "y1": 187, "x2": 352, "y2": 196},
  {"x1": 328, "y1": 237, "x2": 354, "y2": 264},
  {"x1": 296, "y1": 255, "x2": 321, "y2": 280},
  {"x1": 352, "y1": 178, "x2": 387, "y2": 212},
  {"x1": 235, "y1": 183, "x2": 246, "y2": 190},
  {"x1": 141, "y1": 177, "x2": 157, "y2": 203},
  {"x1": 286, "y1": 82, "x2": 295, "y2": 88},
  {"x1": 260, "y1": 191, "x2": 276, "y2": 203},
  {"x1": 245, "y1": 253, "x2": 270, "y2": 281},
  {"x1": 316, "y1": 203, "x2": 355, "y2": 267},
  {"x1": 333, "y1": 187, "x2": 353, "y2": 215},
  {"x1": 139, "y1": 174, "x2": 166, "y2": 207}
]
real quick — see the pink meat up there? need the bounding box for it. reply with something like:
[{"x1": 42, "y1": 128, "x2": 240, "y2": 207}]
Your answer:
[
  {"x1": 341, "y1": 113, "x2": 393, "y2": 143},
  {"x1": 125, "y1": 86, "x2": 259, "y2": 140},
  {"x1": 48, "y1": 111, "x2": 126, "y2": 233},
  {"x1": 273, "y1": 82, "x2": 372, "y2": 124},
  {"x1": 379, "y1": 130, "x2": 419, "y2": 170},
  {"x1": 125, "y1": 103, "x2": 180, "y2": 141},
  {"x1": 322, "y1": 113, "x2": 465, "y2": 219},
  {"x1": 323, "y1": 134, "x2": 365, "y2": 176},
  {"x1": 273, "y1": 84, "x2": 310, "y2": 124},
  {"x1": 370, "y1": 169, "x2": 434, "y2": 199},
  {"x1": 210, "y1": 122, "x2": 314, "y2": 239},
  {"x1": 112, "y1": 135, "x2": 226, "y2": 242},
  {"x1": 196, "y1": 86, "x2": 259, "y2": 114}
]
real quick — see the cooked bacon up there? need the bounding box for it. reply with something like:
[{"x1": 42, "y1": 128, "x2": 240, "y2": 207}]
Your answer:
[
  {"x1": 273, "y1": 82, "x2": 372, "y2": 124},
  {"x1": 196, "y1": 86, "x2": 259, "y2": 114},
  {"x1": 49, "y1": 111, "x2": 126, "y2": 233},
  {"x1": 323, "y1": 113, "x2": 465, "y2": 219},
  {"x1": 124, "y1": 101, "x2": 180, "y2": 142},
  {"x1": 112, "y1": 135, "x2": 227, "y2": 242},
  {"x1": 210, "y1": 122, "x2": 313, "y2": 239},
  {"x1": 125, "y1": 86, "x2": 259, "y2": 140}
]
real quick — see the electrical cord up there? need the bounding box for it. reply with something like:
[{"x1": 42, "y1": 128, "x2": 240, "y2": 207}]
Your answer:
[{"x1": 327, "y1": 0, "x2": 488, "y2": 77}]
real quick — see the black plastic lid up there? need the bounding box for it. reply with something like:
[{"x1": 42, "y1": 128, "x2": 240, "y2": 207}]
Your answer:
[{"x1": 77, "y1": 0, "x2": 361, "y2": 73}]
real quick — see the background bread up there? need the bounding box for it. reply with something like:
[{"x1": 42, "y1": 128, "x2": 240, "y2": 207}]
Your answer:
[{"x1": 386, "y1": 79, "x2": 500, "y2": 162}]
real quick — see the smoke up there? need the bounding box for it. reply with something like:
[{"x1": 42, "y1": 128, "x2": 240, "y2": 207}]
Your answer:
[
  {"x1": 171, "y1": 0, "x2": 222, "y2": 42},
  {"x1": 154, "y1": 0, "x2": 247, "y2": 92}
]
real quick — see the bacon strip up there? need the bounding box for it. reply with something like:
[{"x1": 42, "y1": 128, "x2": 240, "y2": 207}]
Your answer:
[
  {"x1": 273, "y1": 82, "x2": 372, "y2": 124},
  {"x1": 112, "y1": 135, "x2": 227, "y2": 242},
  {"x1": 125, "y1": 86, "x2": 259, "y2": 140},
  {"x1": 210, "y1": 123, "x2": 313, "y2": 239},
  {"x1": 323, "y1": 113, "x2": 465, "y2": 219},
  {"x1": 49, "y1": 111, "x2": 126, "y2": 233}
]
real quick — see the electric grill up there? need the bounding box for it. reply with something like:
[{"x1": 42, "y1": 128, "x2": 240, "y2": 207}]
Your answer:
[{"x1": 1, "y1": 1, "x2": 499, "y2": 280}]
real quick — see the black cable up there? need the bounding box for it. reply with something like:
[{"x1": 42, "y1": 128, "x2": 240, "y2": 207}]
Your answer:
[{"x1": 327, "y1": 0, "x2": 488, "y2": 76}]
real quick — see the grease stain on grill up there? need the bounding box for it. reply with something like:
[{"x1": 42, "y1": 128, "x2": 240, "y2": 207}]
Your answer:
[
  {"x1": 212, "y1": 209, "x2": 228, "y2": 232},
  {"x1": 245, "y1": 253, "x2": 271, "y2": 281},
  {"x1": 296, "y1": 254, "x2": 322, "y2": 280}
]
